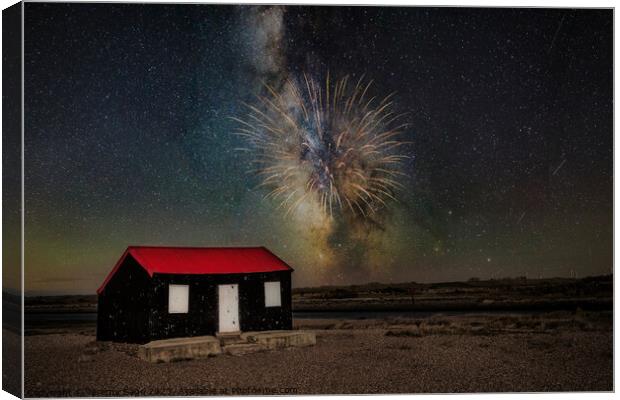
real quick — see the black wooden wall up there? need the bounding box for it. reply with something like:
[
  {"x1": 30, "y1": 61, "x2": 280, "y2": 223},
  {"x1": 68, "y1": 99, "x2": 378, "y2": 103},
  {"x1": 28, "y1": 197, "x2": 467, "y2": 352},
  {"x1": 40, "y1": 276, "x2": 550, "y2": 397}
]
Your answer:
[
  {"x1": 96, "y1": 255, "x2": 152, "y2": 343},
  {"x1": 97, "y1": 258, "x2": 292, "y2": 343},
  {"x1": 148, "y1": 270, "x2": 292, "y2": 341}
]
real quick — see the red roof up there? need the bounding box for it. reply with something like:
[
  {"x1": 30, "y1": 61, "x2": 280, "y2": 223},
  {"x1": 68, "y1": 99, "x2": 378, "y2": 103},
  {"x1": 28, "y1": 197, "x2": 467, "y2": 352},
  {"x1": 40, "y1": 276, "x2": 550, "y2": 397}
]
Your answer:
[{"x1": 97, "y1": 246, "x2": 293, "y2": 295}]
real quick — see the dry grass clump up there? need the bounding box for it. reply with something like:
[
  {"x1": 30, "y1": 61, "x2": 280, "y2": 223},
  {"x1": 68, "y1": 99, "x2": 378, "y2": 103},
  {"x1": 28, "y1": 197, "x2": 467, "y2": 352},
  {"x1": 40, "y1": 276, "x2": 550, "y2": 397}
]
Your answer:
[
  {"x1": 295, "y1": 310, "x2": 611, "y2": 339},
  {"x1": 385, "y1": 328, "x2": 423, "y2": 337},
  {"x1": 382, "y1": 311, "x2": 610, "y2": 338},
  {"x1": 484, "y1": 311, "x2": 604, "y2": 333},
  {"x1": 385, "y1": 319, "x2": 489, "y2": 337}
]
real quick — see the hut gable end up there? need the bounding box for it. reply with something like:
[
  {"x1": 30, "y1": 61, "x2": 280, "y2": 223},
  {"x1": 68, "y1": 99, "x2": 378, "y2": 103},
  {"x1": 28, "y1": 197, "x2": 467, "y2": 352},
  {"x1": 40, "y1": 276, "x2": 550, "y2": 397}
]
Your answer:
[{"x1": 96, "y1": 255, "x2": 153, "y2": 342}]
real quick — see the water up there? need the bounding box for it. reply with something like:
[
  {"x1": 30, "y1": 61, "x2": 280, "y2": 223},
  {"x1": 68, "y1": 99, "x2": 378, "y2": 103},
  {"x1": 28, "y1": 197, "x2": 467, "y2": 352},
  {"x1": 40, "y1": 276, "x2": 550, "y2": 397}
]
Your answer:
[
  {"x1": 293, "y1": 310, "x2": 446, "y2": 319},
  {"x1": 26, "y1": 312, "x2": 97, "y2": 322}
]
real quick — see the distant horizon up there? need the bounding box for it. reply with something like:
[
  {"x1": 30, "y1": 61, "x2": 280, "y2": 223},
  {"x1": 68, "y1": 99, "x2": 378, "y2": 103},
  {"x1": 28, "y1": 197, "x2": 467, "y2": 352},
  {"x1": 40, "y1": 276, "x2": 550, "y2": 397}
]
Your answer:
[{"x1": 16, "y1": 272, "x2": 613, "y2": 298}]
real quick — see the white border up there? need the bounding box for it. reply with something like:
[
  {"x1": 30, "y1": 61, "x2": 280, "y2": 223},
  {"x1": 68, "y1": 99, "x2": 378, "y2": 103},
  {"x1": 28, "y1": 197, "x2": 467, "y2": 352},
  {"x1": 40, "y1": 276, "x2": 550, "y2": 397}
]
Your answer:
[
  {"x1": 20, "y1": 0, "x2": 24, "y2": 397},
  {"x1": 0, "y1": 1, "x2": 616, "y2": 400}
]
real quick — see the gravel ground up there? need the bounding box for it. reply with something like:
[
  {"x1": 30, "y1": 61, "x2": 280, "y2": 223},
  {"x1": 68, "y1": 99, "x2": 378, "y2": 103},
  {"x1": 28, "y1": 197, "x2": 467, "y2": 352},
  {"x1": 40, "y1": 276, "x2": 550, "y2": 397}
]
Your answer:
[{"x1": 24, "y1": 314, "x2": 613, "y2": 396}]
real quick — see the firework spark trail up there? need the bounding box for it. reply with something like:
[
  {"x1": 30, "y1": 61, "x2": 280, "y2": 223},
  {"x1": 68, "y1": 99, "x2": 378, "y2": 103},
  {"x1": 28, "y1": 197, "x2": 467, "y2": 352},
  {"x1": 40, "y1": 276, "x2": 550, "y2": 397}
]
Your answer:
[{"x1": 233, "y1": 73, "x2": 410, "y2": 222}]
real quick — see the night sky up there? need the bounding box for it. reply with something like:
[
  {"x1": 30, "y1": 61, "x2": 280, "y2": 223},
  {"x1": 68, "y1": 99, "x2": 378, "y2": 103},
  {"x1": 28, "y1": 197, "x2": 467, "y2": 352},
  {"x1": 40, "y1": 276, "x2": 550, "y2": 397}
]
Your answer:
[{"x1": 22, "y1": 4, "x2": 612, "y2": 295}]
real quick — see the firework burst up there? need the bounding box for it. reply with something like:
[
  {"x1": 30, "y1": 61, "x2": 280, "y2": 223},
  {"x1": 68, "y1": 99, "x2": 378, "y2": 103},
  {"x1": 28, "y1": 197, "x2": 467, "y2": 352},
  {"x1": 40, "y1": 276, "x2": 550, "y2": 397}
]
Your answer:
[{"x1": 233, "y1": 73, "x2": 410, "y2": 220}]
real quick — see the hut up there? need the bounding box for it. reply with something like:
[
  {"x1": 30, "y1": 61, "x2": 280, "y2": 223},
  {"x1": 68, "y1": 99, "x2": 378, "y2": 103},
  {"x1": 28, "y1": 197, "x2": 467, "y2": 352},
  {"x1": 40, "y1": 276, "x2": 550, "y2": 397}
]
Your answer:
[{"x1": 96, "y1": 246, "x2": 293, "y2": 343}]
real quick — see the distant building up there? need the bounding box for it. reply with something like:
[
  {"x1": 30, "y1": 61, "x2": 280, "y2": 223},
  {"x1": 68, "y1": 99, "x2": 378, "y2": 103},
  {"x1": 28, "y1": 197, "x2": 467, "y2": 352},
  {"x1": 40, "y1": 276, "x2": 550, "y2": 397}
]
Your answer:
[{"x1": 96, "y1": 246, "x2": 293, "y2": 343}]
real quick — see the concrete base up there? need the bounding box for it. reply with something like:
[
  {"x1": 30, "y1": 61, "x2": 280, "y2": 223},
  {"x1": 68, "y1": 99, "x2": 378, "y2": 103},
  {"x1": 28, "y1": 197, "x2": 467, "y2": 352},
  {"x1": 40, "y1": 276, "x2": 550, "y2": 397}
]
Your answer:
[
  {"x1": 138, "y1": 335, "x2": 222, "y2": 363},
  {"x1": 223, "y1": 343, "x2": 267, "y2": 356},
  {"x1": 216, "y1": 332, "x2": 245, "y2": 346},
  {"x1": 138, "y1": 330, "x2": 315, "y2": 362},
  {"x1": 241, "y1": 330, "x2": 317, "y2": 350}
]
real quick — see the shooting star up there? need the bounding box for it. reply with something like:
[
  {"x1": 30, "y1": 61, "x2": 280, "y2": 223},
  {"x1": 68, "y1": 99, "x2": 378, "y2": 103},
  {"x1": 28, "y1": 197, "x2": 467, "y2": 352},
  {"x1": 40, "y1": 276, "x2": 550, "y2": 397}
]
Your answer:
[{"x1": 552, "y1": 159, "x2": 567, "y2": 176}]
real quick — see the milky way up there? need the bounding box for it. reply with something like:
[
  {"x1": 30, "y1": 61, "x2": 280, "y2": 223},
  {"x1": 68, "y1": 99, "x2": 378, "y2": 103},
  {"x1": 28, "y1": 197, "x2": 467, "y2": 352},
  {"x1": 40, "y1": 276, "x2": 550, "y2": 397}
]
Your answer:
[{"x1": 22, "y1": 4, "x2": 612, "y2": 294}]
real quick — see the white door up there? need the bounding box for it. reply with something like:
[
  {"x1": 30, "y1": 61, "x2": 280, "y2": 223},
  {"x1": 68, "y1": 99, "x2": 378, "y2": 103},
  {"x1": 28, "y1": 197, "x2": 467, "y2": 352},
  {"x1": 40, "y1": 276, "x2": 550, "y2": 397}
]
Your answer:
[{"x1": 218, "y1": 284, "x2": 239, "y2": 333}]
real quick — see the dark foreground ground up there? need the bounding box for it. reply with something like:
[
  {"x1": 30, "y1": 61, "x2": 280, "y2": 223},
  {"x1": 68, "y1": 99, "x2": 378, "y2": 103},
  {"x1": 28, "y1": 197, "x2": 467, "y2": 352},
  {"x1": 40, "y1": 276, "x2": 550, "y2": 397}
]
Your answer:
[{"x1": 24, "y1": 311, "x2": 612, "y2": 396}]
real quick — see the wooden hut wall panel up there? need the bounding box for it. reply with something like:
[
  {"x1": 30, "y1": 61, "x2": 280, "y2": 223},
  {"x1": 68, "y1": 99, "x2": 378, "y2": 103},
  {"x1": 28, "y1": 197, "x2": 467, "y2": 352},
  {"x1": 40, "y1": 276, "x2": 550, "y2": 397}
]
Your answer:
[
  {"x1": 149, "y1": 271, "x2": 292, "y2": 340},
  {"x1": 238, "y1": 271, "x2": 292, "y2": 332},
  {"x1": 96, "y1": 256, "x2": 152, "y2": 343}
]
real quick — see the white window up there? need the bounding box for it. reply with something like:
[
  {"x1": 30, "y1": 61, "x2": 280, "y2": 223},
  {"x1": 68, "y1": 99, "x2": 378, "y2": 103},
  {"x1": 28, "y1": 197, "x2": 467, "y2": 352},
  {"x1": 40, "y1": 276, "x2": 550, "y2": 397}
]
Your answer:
[
  {"x1": 264, "y1": 281, "x2": 281, "y2": 307},
  {"x1": 168, "y1": 284, "x2": 189, "y2": 314}
]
